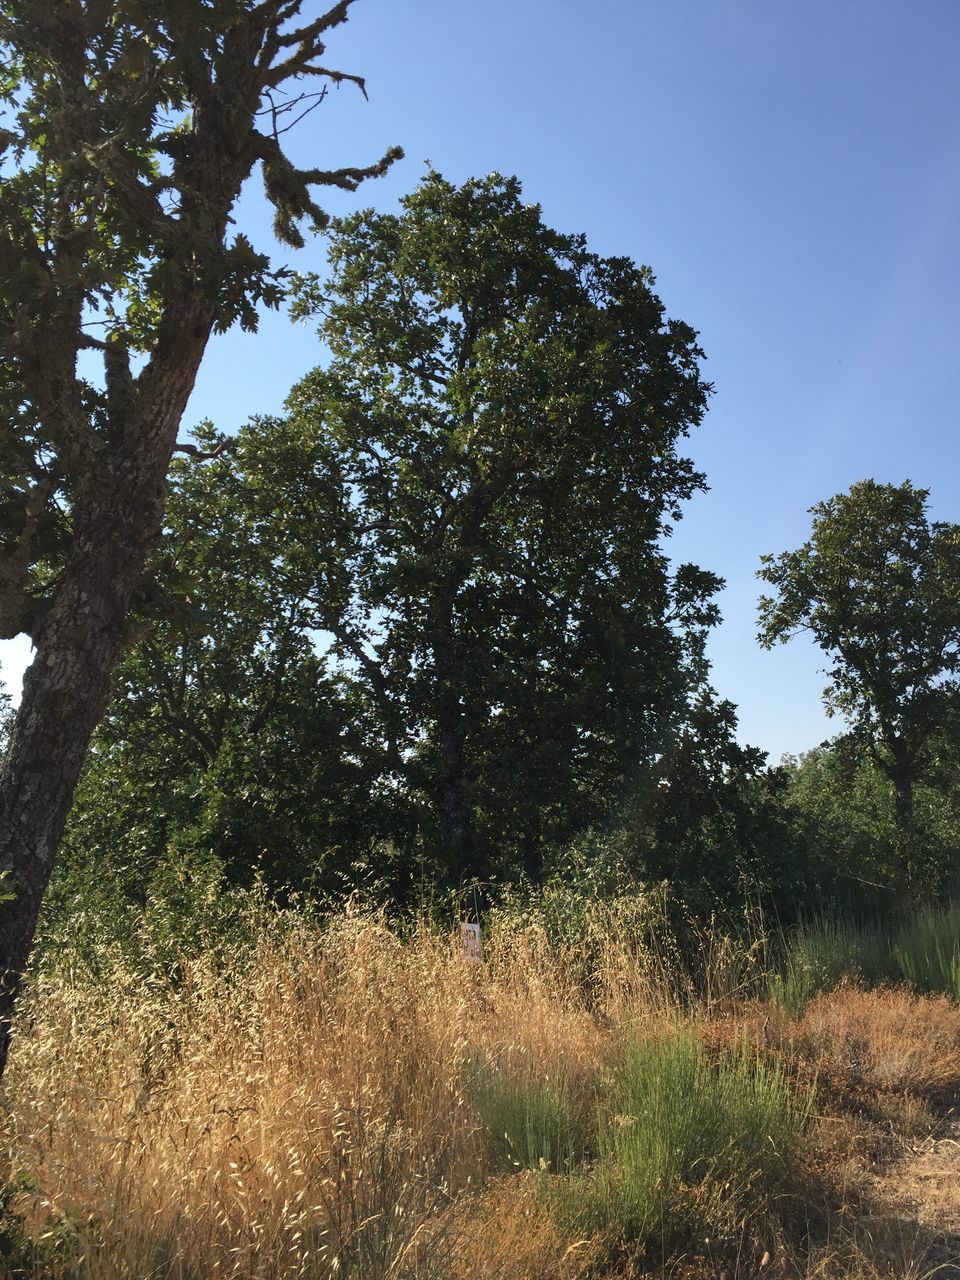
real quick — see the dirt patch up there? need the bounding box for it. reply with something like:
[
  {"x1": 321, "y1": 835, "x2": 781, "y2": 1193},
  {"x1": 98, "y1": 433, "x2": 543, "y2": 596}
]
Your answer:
[{"x1": 871, "y1": 1111, "x2": 960, "y2": 1276}]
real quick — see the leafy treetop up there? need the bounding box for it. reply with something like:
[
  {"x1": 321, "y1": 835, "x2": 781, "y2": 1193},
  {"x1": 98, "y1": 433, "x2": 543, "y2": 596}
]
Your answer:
[
  {"x1": 0, "y1": 0, "x2": 400, "y2": 642},
  {"x1": 758, "y1": 479, "x2": 960, "y2": 885}
]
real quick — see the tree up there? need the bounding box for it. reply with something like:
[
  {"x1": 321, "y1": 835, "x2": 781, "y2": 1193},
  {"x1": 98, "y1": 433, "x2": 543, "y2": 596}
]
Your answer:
[
  {"x1": 59, "y1": 421, "x2": 393, "y2": 905},
  {"x1": 634, "y1": 692, "x2": 802, "y2": 907},
  {"x1": 779, "y1": 734, "x2": 960, "y2": 902},
  {"x1": 279, "y1": 171, "x2": 721, "y2": 885},
  {"x1": 758, "y1": 480, "x2": 960, "y2": 891},
  {"x1": 548, "y1": 690, "x2": 808, "y2": 913},
  {"x1": 0, "y1": 0, "x2": 400, "y2": 1072}
]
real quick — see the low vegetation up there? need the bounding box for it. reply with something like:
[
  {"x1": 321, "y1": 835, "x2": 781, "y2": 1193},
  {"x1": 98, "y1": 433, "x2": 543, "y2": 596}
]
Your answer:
[
  {"x1": 770, "y1": 907, "x2": 960, "y2": 1011},
  {"x1": 0, "y1": 888, "x2": 957, "y2": 1278}
]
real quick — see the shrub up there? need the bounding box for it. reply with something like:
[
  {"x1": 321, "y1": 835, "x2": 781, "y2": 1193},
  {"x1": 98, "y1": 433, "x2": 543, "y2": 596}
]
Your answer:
[
  {"x1": 467, "y1": 1064, "x2": 584, "y2": 1173},
  {"x1": 555, "y1": 1032, "x2": 811, "y2": 1261}
]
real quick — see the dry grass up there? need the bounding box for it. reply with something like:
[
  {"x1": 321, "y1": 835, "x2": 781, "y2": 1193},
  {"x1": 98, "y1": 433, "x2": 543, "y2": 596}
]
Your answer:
[
  {"x1": 447, "y1": 1177, "x2": 600, "y2": 1279},
  {"x1": 797, "y1": 1219, "x2": 954, "y2": 1280},
  {"x1": 0, "y1": 909, "x2": 637, "y2": 1278},
  {"x1": 0, "y1": 903, "x2": 956, "y2": 1278},
  {"x1": 791, "y1": 985, "x2": 960, "y2": 1097}
]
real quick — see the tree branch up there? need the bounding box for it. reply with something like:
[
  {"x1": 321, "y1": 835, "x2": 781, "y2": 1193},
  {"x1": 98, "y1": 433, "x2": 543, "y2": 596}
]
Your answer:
[
  {"x1": 0, "y1": 473, "x2": 56, "y2": 640},
  {"x1": 257, "y1": 0, "x2": 356, "y2": 81},
  {"x1": 174, "y1": 440, "x2": 230, "y2": 462},
  {"x1": 323, "y1": 615, "x2": 405, "y2": 776}
]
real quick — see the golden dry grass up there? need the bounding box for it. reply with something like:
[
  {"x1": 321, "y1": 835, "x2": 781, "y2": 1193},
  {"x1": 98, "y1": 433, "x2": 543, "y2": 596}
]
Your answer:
[
  {"x1": 0, "y1": 905, "x2": 955, "y2": 1279},
  {"x1": 797, "y1": 985, "x2": 960, "y2": 1096},
  {"x1": 0, "y1": 910, "x2": 638, "y2": 1278},
  {"x1": 783, "y1": 985, "x2": 960, "y2": 1097}
]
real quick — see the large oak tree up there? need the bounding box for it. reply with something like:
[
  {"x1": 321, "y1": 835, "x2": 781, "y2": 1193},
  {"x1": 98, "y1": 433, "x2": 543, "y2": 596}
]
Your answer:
[
  {"x1": 279, "y1": 172, "x2": 721, "y2": 884},
  {"x1": 62, "y1": 173, "x2": 722, "y2": 897},
  {"x1": 0, "y1": 0, "x2": 399, "y2": 1072}
]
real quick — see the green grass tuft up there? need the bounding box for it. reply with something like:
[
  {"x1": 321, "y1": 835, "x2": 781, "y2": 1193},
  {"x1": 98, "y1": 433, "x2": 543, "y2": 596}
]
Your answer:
[
  {"x1": 768, "y1": 913, "x2": 896, "y2": 1012},
  {"x1": 552, "y1": 1032, "x2": 811, "y2": 1262},
  {"x1": 467, "y1": 1063, "x2": 584, "y2": 1173},
  {"x1": 769, "y1": 905, "x2": 960, "y2": 1011},
  {"x1": 893, "y1": 904, "x2": 960, "y2": 999}
]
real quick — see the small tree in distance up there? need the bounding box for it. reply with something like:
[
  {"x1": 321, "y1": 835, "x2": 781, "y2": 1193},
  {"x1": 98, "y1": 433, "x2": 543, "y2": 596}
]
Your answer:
[{"x1": 757, "y1": 479, "x2": 960, "y2": 893}]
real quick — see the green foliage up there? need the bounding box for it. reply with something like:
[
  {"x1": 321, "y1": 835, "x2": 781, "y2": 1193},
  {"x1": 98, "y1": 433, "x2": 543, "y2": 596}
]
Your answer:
[
  {"x1": 605, "y1": 691, "x2": 808, "y2": 910},
  {"x1": 37, "y1": 844, "x2": 293, "y2": 988},
  {"x1": 781, "y1": 734, "x2": 960, "y2": 901},
  {"x1": 0, "y1": 1172, "x2": 30, "y2": 1265},
  {"x1": 759, "y1": 481, "x2": 960, "y2": 891},
  {"x1": 555, "y1": 1034, "x2": 810, "y2": 1261},
  {"x1": 468, "y1": 1063, "x2": 584, "y2": 1173},
  {"x1": 0, "y1": 1171, "x2": 89, "y2": 1276},
  {"x1": 893, "y1": 905, "x2": 960, "y2": 1000},
  {"x1": 57, "y1": 418, "x2": 406, "y2": 901},
  {"x1": 283, "y1": 170, "x2": 721, "y2": 886},
  {"x1": 0, "y1": 0, "x2": 400, "y2": 642},
  {"x1": 66, "y1": 170, "x2": 723, "y2": 898}
]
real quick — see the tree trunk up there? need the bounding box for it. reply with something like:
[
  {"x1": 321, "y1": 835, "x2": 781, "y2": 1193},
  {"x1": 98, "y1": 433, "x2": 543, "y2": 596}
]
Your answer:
[
  {"x1": 891, "y1": 768, "x2": 919, "y2": 896},
  {"x1": 431, "y1": 579, "x2": 476, "y2": 888},
  {"x1": 892, "y1": 770, "x2": 914, "y2": 833},
  {"x1": 436, "y1": 704, "x2": 474, "y2": 888},
  {"x1": 0, "y1": 352, "x2": 205, "y2": 1076}
]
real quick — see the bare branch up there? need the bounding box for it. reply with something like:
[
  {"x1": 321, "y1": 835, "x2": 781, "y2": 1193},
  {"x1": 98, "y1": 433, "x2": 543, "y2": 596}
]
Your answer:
[
  {"x1": 256, "y1": 0, "x2": 355, "y2": 79},
  {"x1": 275, "y1": 1, "x2": 354, "y2": 50},
  {"x1": 265, "y1": 56, "x2": 367, "y2": 94},
  {"x1": 260, "y1": 86, "x2": 330, "y2": 139},
  {"x1": 174, "y1": 440, "x2": 230, "y2": 462}
]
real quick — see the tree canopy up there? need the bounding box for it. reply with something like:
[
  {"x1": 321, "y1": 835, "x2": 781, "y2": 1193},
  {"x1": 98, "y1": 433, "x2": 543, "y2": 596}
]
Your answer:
[
  {"x1": 63, "y1": 171, "x2": 724, "y2": 896},
  {"x1": 758, "y1": 479, "x2": 960, "y2": 889},
  {"x1": 265, "y1": 171, "x2": 724, "y2": 885}
]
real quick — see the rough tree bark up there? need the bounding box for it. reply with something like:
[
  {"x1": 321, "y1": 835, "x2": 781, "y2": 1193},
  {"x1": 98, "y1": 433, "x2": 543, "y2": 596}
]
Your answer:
[
  {"x1": 0, "y1": 308, "x2": 214, "y2": 1074},
  {"x1": 0, "y1": 0, "x2": 399, "y2": 1075},
  {"x1": 886, "y1": 750, "x2": 919, "y2": 895}
]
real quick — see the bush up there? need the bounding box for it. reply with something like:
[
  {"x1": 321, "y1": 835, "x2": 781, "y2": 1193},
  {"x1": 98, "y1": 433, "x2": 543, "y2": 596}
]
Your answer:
[
  {"x1": 467, "y1": 1064, "x2": 584, "y2": 1173},
  {"x1": 555, "y1": 1032, "x2": 811, "y2": 1261}
]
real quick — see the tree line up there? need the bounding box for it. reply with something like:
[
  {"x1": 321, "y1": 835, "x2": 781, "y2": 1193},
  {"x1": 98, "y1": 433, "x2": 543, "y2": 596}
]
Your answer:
[
  {"x1": 49, "y1": 179, "x2": 960, "y2": 924},
  {"x1": 1, "y1": 0, "x2": 958, "y2": 1077}
]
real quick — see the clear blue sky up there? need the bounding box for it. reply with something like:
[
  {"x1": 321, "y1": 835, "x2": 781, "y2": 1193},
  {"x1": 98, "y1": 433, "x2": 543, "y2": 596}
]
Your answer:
[{"x1": 3, "y1": 0, "x2": 959, "y2": 761}]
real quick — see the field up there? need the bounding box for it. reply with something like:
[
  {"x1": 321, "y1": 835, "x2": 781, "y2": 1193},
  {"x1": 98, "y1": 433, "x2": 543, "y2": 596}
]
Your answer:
[{"x1": 1, "y1": 893, "x2": 959, "y2": 1279}]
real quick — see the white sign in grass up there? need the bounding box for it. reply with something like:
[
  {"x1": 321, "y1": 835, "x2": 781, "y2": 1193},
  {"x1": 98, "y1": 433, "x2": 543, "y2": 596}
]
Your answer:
[{"x1": 461, "y1": 921, "x2": 482, "y2": 962}]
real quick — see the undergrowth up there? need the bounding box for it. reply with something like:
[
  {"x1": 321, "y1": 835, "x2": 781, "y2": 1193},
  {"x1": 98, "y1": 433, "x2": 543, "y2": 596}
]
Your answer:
[
  {"x1": 552, "y1": 1032, "x2": 812, "y2": 1265},
  {"x1": 0, "y1": 885, "x2": 955, "y2": 1278}
]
